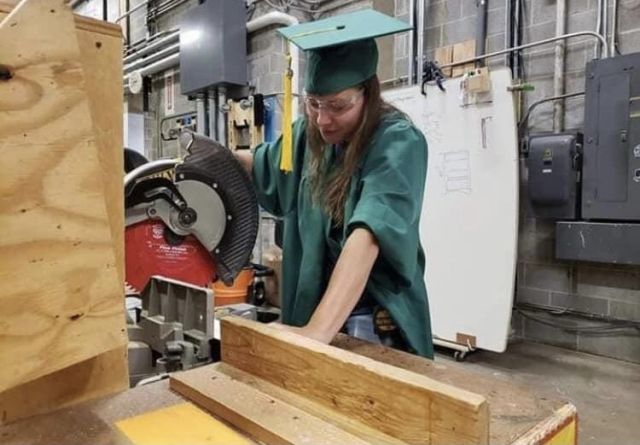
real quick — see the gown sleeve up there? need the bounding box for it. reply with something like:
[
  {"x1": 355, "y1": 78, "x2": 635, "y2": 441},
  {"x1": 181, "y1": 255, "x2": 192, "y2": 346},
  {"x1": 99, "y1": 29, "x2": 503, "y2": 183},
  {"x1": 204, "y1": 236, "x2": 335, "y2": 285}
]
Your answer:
[
  {"x1": 251, "y1": 117, "x2": 307, "y2": 217},
  {"x1": 346, "y1": 118, "x2": 428, "y2": 287}
]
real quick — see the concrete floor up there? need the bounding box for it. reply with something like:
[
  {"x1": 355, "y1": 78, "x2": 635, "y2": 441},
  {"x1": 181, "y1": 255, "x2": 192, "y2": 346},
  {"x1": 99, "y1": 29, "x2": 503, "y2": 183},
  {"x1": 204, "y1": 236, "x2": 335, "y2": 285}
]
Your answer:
[{"x1": 436, "y1": 340, "x2": 640, "y2": 444}]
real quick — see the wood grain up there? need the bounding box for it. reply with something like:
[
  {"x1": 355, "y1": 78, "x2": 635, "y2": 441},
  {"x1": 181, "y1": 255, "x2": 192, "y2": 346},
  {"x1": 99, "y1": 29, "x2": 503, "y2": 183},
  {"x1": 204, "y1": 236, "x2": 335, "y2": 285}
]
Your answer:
[
  {"x1": 452, "y1": 40, "x2": 477, "y2": 77},
  {"x1": 219, "y1": 317, "x2": 490, "y2": 444},
  {"x1": 0, "y1": 0, "x2": 123, "y2": 37},
  {"x1": 171, "y1": 364, "x2": 372, "y2": 445},
  {"x1": 0, "y1": 0, "x2": 126, "y2": 394},
  {"x1": 0, "y1": 347, "x2": 127, "y2": 424},
  {"x1": 434, "y1": 45, "x2": 453, "y2": 77},
  {"x1": 208, "y1": 363, "x2": 406, "y2": 445},
  {"x1": 333, "y1": 334, "x2": 566, "y2": 444}
]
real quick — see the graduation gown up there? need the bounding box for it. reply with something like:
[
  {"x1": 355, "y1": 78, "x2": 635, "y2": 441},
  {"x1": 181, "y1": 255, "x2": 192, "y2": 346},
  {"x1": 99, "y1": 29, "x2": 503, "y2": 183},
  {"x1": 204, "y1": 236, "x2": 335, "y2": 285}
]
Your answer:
[{"x1": 252, "y1": 114, "x2": 433, "y2": 358}]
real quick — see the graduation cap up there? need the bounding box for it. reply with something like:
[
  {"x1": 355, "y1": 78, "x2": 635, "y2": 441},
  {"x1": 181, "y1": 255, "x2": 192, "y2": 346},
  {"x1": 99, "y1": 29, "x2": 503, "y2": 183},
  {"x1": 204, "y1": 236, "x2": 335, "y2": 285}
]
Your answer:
[{"x1": 277, "y1": 9, "x2": 412, "y2": 95}]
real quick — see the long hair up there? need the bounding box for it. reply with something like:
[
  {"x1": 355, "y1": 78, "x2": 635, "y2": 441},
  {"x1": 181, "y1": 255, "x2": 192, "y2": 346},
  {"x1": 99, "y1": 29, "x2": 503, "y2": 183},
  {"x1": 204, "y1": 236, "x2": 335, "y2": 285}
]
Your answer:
[{"x1": 306, "y1": 75, "x2": 406, "y2": 225}]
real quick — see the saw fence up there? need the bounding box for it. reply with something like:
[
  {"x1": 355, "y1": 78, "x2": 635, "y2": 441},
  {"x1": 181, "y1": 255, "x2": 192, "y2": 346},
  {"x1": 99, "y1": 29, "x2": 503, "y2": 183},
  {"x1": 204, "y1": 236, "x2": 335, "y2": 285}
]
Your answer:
[{"x1": 0, "y1": 0, "x2": 128, "y2": 423}]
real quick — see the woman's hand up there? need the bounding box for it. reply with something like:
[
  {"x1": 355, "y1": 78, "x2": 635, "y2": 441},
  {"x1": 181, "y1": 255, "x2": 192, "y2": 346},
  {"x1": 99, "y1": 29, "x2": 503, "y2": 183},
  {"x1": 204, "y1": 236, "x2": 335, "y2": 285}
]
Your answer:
[{"x1": 268, "y1": 322, "x2": 332, "y2": 344}]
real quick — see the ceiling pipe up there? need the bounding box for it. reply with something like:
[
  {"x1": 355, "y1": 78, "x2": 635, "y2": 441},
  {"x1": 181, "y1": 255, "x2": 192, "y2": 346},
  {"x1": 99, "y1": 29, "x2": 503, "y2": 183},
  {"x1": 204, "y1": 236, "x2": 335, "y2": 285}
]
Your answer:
[
  {"x1": 124, "y1": 43, "x2": 180, "y2": 74},
  {"x1": 123, "y1": 30, "x2": 180, "y2": 65}
]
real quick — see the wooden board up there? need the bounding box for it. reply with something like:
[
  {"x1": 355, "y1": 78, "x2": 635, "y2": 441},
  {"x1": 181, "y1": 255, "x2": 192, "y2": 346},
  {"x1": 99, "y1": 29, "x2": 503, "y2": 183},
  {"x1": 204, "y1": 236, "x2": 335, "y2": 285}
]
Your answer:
[
  {"x1": 0, "y1": 1, "x2": 128, "y2": 426},
  {"x1": 0, "y1": 347, "x2": 127, "y2": 425},
  {"x1": 334, "y1": 335, "x2": 573, "y2": 444},
  {"x1": 0, "y1": 0, "x2": 126, "y2": 394},
  {"x1": 171, "y1": 365, "x2": 371, "y2": 445},
  {"x1": 0, "y1": 342, "x2": 576, "y2": 445},
  {"x1": 0, "y1": 0, "x2": 122, "y2": 37},
  {"x1": 434, "y1": 45, "x2": 453, "y2": 77},
  {"x1": 214, "y1": 317, "x2": 489, "y2": 444},
  {"x1": 214, "y1": 362, "x2": 405, "y2": 445},
  {"x1": 452, "y1": 40, "x2": 476, "y2": 77}
]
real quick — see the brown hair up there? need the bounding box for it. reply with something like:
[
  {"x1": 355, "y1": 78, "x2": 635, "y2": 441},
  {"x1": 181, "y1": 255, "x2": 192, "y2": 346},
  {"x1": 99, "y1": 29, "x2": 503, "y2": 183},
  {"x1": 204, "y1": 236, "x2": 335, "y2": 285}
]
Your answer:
[{"x1": 306, "y1": 75, "x2": 405, "y2": 225}]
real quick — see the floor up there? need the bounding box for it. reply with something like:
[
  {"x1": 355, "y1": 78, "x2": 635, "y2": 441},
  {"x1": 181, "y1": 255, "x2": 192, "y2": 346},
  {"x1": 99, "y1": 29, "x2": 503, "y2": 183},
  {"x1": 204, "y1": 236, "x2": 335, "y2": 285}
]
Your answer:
[{"x1": 435, "y1": 340, "x2": 640, "y2": 444}]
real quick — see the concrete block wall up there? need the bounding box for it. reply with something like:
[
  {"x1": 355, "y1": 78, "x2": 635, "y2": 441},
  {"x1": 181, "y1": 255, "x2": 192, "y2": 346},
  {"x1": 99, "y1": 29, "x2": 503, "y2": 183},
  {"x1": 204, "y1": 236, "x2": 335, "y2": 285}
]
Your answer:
[{"x1": 419, "y1": 0, "x2": 640, "y2": 363}]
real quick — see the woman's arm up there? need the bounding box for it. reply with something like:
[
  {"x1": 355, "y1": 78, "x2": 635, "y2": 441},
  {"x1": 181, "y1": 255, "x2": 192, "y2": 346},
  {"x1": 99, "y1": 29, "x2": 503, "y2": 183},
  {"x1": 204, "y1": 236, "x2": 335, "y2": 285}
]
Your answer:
[
  {"x1": 273, "y1": 227, "x2": 379, "y2": 343},
  {"x1": 235, "y1": 150, "x2": 253, "y2": 175}
]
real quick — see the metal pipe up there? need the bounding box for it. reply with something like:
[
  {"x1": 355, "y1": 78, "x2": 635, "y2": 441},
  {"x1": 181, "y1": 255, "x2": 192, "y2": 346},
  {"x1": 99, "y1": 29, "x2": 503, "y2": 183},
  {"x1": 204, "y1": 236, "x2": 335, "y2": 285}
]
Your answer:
[
  {"x1": 611, "y1": 0, "x2": 619, "y2": 56},
  {"x1": 476, "y1": 0, "x2": 488, "y2": 64},
  {"x1": 553, "y1": 0, "x2": 567, "y2": 132},
  {"x1": 514, "y1": 0, "x2": 521, "y2": 76},
  {"x1": 440, "y1": 31, "x2": 610, "y2": 68},
  {"x1": 518, "y1": 92, "x2": 585, "y2": 131},
  {"x1": 196, "y1": 93, "x2": 207, "y2": 136},
  {"x1": 124, "y1": 43, "x2": 179, "y2": 73},
  {"x1": 505, "y1": 0, "x2": 511, "y2": 68},
  {"x1": 247, "y1": 12, "x2": 300, "y2": 120},
  {"x1": 408, "y1": 0, "x2": 415, "y2": 85},
  {"x1": 416, "y1": 0, "x2": 425, "y2": 87},
  {"x1": 603, "y1": 0, "x2": 609, "y2": 54},
  {"x1": 116, "y1": 0, "x2": 149, "y2": 23},
  {"x1": 208, "y1": 88, "x2": 218, "y2": 141},
  {"x1": 138, "y1": 53, "x2": 179, "y2": 77},
  {"x1": 123, "y1": 30, "x2": 179, "y2": 64},
  {"x1": 595, "y1": 0, "x2": 603, "y2": 58},
  {"x1": 217, "y1": 86, "x2": 228, "y2": 148}
]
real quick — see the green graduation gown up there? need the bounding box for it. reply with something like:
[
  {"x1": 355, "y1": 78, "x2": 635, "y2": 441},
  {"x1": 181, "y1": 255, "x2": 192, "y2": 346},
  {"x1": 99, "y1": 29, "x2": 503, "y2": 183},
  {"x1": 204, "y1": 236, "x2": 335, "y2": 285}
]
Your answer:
[{"x1": 252, "y1": 114, "x2": 433, "y2": 358}]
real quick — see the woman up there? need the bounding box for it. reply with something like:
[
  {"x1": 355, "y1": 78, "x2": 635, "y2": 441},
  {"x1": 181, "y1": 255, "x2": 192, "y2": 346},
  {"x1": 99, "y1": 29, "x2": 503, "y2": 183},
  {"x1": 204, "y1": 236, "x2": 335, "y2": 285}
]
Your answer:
[{"x1": 236, "y1": 10, "x2": 433, "y2": 358}]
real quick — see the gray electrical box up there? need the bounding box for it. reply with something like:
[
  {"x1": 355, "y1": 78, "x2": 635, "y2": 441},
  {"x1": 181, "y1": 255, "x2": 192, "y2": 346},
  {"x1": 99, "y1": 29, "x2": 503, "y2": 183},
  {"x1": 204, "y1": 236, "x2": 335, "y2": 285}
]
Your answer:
[
  {"x1": 582, "y1": 52, "x2": 640, "y2": 221},
  {"x1": 527, "y1": 133, "x2": 582, "y2": 220},
  {"x1": 180, "y1": 0, "x2": 247, "y2": 96}
]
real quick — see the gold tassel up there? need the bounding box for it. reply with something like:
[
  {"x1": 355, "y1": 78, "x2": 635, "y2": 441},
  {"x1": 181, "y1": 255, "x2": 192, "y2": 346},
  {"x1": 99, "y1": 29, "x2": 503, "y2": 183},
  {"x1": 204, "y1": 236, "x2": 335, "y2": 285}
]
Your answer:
[{"x1": 280, "y1": 45, "x2": 293, "y2": 172}]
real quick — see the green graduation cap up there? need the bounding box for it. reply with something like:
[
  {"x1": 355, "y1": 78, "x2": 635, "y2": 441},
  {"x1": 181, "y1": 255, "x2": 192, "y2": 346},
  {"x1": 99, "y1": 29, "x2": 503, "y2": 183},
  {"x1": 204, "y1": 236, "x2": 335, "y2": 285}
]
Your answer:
[{"x1": 277, "y1": 9, "x2": 412, "y2": 95}]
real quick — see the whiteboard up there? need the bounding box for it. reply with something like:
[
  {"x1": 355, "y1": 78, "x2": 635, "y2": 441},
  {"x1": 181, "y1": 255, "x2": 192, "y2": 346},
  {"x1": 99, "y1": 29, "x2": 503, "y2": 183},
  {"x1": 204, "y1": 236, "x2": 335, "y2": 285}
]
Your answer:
[{"x1": 383, "y1": 68, "x2": 519, "y2": 352}]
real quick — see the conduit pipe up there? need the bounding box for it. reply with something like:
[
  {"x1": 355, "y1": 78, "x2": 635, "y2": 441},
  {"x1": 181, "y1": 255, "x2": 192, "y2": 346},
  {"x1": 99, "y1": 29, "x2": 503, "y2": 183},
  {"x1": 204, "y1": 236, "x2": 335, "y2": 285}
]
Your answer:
[
  {"x1": 553, "y1": 0, "x2": 566, "y2": 132},
  {"x1": 440, "y1": 31, "x2": 610, "y2": 69},
  {"x1": 124, "y1": 43, "x2": 180, "y2": 74},
  {"x1": 123, "y1": 30, "x2": 180, "y2": 65}
]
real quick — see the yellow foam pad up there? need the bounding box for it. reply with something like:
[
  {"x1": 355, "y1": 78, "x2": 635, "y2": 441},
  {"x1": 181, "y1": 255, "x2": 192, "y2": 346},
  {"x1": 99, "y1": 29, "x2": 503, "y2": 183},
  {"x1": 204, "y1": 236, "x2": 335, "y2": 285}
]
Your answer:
[{"x1": 115, "y1": 402, "x2": 254, "y2": 445}]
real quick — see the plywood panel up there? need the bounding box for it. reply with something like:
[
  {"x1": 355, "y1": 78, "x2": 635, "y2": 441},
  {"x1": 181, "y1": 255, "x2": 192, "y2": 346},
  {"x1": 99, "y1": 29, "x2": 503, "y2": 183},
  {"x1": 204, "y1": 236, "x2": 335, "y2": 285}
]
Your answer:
[
  {"x1": 0, "y1": 0, "x2": 126, "y2": 393},
  {"x1": 0, "y1": 348, "x2": 127, "y2": 424},
  {"x1": 218, "y1": 317, "x2": 490, "y2": 444}
]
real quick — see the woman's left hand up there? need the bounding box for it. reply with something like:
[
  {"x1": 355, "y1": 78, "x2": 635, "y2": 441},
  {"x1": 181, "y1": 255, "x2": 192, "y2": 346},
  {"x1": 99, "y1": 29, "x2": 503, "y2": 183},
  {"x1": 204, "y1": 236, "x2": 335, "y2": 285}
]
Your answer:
[{"x1": 268, "y1": 322, "x2": 332, "y2": 344}]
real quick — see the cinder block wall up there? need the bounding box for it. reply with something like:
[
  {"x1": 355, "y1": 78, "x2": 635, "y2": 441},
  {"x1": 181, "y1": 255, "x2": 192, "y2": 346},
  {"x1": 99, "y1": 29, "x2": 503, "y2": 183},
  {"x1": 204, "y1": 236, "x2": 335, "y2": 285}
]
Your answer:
[{"x1": 77, "y1": 0, "x2": 640, "y2": 362}]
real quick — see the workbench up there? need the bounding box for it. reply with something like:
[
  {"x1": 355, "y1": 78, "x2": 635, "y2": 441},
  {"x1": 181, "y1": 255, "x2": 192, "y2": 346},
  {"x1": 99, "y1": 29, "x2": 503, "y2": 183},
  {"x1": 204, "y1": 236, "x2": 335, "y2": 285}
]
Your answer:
[{"x1": 0, "y1": 335, "x2": 576, "y2": 445}]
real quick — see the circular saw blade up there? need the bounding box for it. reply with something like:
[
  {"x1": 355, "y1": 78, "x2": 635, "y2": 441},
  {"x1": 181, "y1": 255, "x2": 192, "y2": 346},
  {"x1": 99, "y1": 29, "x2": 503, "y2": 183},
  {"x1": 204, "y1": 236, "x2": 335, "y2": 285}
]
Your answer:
[{"x1": 125, "y1": 220, "x2": 217, "y2": 293}]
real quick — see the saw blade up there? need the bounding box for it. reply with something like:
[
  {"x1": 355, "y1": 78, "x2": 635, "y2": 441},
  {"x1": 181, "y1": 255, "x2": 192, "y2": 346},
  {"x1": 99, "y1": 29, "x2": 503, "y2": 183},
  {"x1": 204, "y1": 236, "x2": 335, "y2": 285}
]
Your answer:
[{"x1": 125, "y1": 220, "x2": 217, "y2": 294}]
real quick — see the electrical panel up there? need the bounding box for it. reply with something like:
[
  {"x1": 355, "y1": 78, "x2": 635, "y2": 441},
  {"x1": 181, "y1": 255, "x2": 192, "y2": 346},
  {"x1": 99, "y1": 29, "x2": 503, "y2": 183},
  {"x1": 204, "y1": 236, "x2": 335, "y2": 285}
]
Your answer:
[
  {"x1": 582, "y1": 52, "x2": 640, "y2": 221},
  {"x1": 527, "y1": 133, "x2": 582, "y2": 220},
  {"x1": 179, "y1": 0, "x2": 247, "y2": 95}
]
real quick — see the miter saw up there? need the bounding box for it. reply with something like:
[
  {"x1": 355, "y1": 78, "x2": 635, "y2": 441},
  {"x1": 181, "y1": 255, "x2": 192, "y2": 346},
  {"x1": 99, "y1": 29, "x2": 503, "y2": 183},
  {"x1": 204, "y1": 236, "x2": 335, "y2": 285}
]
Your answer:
[
  {"x1": 124, "y1": 130, "x2": 259, "y2": 294},
  {"x1": 124, "y1": 131, "x2": 260, "y2": 383}
]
